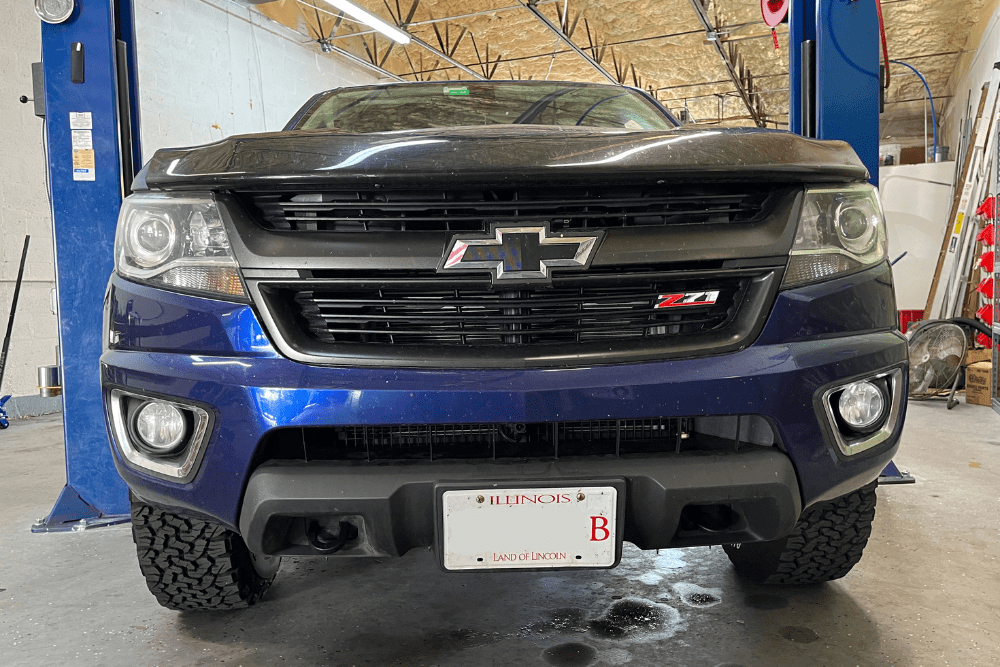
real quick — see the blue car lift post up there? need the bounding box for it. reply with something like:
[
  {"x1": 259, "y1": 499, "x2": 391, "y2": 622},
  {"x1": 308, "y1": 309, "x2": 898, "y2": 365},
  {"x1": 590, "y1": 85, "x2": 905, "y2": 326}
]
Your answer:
[
  {"x1": 31, "y1": 0, "x2": 910, "y2": 534},
  {"x1": 789, "y1": 0, "x2": 913, "y2": 485},
  {"x1": 32, "y1": 0, "x2": 142, "y2": 532}
]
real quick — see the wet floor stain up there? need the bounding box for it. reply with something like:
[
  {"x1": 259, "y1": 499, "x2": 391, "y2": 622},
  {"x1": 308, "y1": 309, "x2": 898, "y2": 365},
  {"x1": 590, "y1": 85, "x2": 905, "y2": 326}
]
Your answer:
[
  {"x1": 684, "y1": 592, "x2": 720, "y2": 607},
  {"x1": 590, "y1": 599, "x2": 671, "y2": 639},
  {"x1": 672, "y1": 582, "x2": 723, "y2": 608},
  {"x1": 637, "y1": 572, "x2": 663, "y2": 585},
  {"x1": 599, "y1": 648, "x2": 632, "y2": 665},
  {"x1": 781, "y1": 626, "x2": 820, "y2": 643},
  {"x1": 744, "y1": 593, "x2": 788, "y2": 610},
  {"x1": 542, "y1": 642, "x2": 598, "y2": 667},
  {"x1": 546, "y1": 608, "x2": 589, "y2": 632}
]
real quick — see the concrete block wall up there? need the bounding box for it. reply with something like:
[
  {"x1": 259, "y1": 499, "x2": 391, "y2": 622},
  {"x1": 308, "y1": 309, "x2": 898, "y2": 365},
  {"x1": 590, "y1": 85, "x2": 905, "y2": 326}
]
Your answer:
[
  {"x1": 135, "y1": 0, "x2": 383, "y2": 159},
  {"x1": 0, "y1": 0, "x2": 383, "y2": 417},
  {"x1": 0, "y1": 3, "x2": 60, "y2": 414}
]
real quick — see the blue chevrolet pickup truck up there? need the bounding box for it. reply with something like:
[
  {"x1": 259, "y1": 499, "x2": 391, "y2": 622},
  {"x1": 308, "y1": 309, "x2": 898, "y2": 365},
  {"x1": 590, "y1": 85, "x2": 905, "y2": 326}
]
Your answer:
[{"x1": 101, "y1": 80, "x2": 906, "y2": 610}]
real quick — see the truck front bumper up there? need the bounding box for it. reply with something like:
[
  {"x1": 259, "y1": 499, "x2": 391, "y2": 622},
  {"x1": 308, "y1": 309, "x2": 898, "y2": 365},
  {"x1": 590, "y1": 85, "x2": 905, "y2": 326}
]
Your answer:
[{"x1": 102, "y1": 264, "x2": 907, "y2": 551}]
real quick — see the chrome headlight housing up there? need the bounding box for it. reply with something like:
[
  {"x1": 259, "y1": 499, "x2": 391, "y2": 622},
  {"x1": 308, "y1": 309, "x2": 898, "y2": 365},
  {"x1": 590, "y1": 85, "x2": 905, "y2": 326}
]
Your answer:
[
  {"x1": 782, "y1": 184, "x2": 887, "y2": 288},
  {"x1": 114, "y1": 193, "x2": 246, "y2": 300}
]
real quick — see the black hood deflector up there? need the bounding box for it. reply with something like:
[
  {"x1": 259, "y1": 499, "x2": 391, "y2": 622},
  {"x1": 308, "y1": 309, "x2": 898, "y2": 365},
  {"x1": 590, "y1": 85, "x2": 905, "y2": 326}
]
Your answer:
[{"x1": 140, "y1": 125, "x2": 868, "y2": 191}]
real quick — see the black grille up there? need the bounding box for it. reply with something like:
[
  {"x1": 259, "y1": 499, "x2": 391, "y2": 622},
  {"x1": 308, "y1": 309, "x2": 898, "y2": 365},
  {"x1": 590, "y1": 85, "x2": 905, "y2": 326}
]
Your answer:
[
  {"x1": 275, "y1": 418, "x2": 698, "y2": 462},
  {"x1": 269, "y1": 272, "x2": 749, "y2": 346},
  {"x1": 236, "y1": 185, "x2": 775, "y2": 233}
]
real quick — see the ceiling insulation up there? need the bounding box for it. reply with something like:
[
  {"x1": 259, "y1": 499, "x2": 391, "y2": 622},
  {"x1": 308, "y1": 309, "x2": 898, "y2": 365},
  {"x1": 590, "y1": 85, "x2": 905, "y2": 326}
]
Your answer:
[{"x1": 246, "y1": 0, "x2": 995, "y2": 135}]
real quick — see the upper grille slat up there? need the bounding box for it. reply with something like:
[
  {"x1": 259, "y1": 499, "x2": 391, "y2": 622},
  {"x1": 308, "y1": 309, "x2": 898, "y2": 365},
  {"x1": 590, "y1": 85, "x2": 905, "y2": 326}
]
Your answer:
[{"x1": 238, "y1": 185, "x2": 775, "y2": 233}]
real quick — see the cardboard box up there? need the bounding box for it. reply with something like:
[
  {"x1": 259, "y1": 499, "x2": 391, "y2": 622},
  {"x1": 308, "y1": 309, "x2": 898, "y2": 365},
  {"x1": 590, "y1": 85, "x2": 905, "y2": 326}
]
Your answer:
[
  {"x1": 965, "y1": 361, "x2": 992, "y2": 406},
  {"x1": 899, "y1": 146, "x2": 927, "y2": 165},
  {"x1": 966, "y1": 349, "x2": 992, "y2": 365}
]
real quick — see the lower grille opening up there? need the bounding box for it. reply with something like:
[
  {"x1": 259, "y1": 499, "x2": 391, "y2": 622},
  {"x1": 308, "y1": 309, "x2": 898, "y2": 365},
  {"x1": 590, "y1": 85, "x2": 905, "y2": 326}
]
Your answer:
[{"x1": 256, "y1": 415, "x2": 775, "y2": 463}]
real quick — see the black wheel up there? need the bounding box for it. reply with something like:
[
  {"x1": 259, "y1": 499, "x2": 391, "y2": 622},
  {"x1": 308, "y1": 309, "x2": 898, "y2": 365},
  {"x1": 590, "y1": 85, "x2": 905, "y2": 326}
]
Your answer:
[
  {"x1": 130, "y1": 497, "x2": 280, "y2": 610},
  {"x1": 0, "y1": 421, "x2": 7, "y2": 429},
  {"x1": 723, "y1": 480, "x2": 877, "y2": 585}
]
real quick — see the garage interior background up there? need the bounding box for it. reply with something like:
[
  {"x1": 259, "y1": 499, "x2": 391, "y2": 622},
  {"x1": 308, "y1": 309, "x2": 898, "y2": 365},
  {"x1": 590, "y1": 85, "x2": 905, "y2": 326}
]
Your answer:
[{"x1": 1, "y1": 0, "x2": 999, "y2": 410}]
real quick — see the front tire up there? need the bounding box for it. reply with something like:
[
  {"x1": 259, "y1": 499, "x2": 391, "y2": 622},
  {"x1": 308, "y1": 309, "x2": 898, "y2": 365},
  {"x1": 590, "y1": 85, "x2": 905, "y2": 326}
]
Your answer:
[
  {"x1": 723, "y1": 480, "x2": 878, "y2": 585},
  {"x1": 130, "y1": 497, "x2": 280, "y2": 610}
]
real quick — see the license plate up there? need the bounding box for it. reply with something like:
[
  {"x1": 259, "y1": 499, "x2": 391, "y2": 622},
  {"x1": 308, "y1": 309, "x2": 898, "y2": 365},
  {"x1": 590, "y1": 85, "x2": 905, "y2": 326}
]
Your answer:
[{"x1": 442, "y1": 486, "x2": 617, "y2": 571}]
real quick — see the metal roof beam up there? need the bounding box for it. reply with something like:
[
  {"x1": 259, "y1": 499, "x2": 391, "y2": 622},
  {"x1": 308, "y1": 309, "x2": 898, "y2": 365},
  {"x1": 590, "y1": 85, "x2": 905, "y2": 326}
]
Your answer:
[
  {"x1": 516, "y1": 0, "x2": 619, "y2": 85},
  {"x1": 408, "y1": 36, "x2": 486, "y2": 80},
  {"x1": 686, "y1": 0, "x2": 764, "y2": 127},
  {"x1": 328, "y1": 43, "x2": 406, "y2": 81}
]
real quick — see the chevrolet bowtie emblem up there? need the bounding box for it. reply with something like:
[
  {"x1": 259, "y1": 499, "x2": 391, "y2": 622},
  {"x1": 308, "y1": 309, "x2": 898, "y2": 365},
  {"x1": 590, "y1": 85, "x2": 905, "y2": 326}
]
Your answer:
[{"x1": 439, "y1": 224, "x2": 603, "y2": 284}]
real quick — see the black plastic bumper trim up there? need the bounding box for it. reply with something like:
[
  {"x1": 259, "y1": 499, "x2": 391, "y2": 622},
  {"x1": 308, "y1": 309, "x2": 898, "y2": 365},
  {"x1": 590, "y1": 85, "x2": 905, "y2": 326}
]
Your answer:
[{"x1": 239, "y1": 450, "x2": 802, "y2": 558}]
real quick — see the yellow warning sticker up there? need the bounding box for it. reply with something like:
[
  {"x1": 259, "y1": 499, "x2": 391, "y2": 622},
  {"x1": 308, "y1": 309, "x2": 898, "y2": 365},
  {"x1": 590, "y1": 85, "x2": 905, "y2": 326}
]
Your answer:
[
  {"x1": 954, "y1": 213, "x2": 965, "y2": 235},
  {"x1": 73, "y1": 149, "x2": 95, "y2": 169},
  {"x1": 72, "y1": 149, "x2": 96, "y2": 181}
]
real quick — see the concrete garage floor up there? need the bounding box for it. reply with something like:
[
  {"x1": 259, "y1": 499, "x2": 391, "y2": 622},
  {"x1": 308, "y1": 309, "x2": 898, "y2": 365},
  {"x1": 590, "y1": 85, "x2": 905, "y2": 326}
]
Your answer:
[{"x1": 1, "y1": 401, "x2": 997, "y2": 667}]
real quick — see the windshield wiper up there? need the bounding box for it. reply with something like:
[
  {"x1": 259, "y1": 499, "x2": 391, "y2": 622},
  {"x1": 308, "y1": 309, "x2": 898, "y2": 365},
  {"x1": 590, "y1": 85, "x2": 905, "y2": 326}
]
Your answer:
[
  {"x1": 575, "y1": 93, "x2": 627, "y2": 125},
  {"x1": 513, "y1": 87, "x2": 578, "y2": 124}
]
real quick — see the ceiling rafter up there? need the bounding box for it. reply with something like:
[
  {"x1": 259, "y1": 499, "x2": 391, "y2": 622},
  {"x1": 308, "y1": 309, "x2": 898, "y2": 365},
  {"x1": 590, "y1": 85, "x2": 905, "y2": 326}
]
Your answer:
[
  {"x1": 469, "y1": 33, "x2": 504, "y2": 80},
  {"x1": 686, "y1": 0, "x2": 764, "y2": 127},
  {"x1": 515, "y1": 0, "x2": 619, "y2": 84}
]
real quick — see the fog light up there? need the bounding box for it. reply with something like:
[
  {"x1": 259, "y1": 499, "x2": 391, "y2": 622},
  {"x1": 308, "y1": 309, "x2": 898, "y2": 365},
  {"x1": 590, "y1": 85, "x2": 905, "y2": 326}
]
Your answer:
[
  {"x1": 135, "y1": 401, "x2": 187, "y2": 453},
  {"x1": 837, "y1": 381, "x2": 885, "y2": 430}
]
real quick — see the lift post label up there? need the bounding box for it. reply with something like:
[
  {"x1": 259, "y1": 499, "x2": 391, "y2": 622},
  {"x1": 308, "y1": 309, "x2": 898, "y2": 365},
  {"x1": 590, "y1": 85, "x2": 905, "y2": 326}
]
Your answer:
[{"x1": 69, "y1": 112, "x2": 95, "y2": 182}]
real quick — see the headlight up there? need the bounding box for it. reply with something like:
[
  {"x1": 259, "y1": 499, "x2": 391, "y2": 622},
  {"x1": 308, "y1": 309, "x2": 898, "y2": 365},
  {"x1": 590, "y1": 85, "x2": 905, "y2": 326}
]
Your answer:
[
  {"x1": 114, "y1": 193, "x2": 246, "y2": 299},
  {"x1": 782, "y1": 184, "x2": 887, "y2": 288}
]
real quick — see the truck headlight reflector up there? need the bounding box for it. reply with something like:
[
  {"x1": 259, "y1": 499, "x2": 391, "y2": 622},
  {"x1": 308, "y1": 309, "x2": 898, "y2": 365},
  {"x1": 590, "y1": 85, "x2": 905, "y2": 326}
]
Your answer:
[
  {"x1": 837, "y1": 381, "x2": 885, "y2": 430},
  {"x1": 126, "y1": 213, "x2": 175, "y2": 267},
  {"x1": 135, "y1": 401, "x2": 187, "y2": 454},
  {"x1": 115, "y1": 193, "x2": 246, "y2": 300},
  {"x1": 782, "y1": 184, "x2": 887, "y2": 288}
]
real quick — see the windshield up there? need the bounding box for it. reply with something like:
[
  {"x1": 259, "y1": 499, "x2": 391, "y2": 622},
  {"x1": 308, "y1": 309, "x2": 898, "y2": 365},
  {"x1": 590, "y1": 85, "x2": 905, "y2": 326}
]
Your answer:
[{"x1": 291, "y1": 82, "x2": 675, "y2": 133}]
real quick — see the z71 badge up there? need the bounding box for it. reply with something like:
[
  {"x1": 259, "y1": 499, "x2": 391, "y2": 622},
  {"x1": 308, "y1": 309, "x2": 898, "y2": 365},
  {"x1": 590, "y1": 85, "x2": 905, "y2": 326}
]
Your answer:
[{"x1": 655, "y1": 291, "x2": 720, "y2": 309}]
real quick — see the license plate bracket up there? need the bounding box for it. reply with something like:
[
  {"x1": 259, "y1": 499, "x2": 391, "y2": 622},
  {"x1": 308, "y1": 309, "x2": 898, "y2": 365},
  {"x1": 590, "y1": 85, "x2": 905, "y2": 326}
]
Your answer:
[{"x1": 436, "y1": 479, "x2": 625, "y2": 571}]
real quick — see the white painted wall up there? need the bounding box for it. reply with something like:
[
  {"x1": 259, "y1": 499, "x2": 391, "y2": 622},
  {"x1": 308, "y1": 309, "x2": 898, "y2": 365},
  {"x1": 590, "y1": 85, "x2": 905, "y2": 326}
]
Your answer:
[
  {"x1": 880, "y1": 162, "x2": 957, "y2": 311},
  {"x1": 0, "y1": 4, "x2": 60, "y2": 405},
  {"x1": 134, "y1": 0, "x2": 384, "y2": 160}
]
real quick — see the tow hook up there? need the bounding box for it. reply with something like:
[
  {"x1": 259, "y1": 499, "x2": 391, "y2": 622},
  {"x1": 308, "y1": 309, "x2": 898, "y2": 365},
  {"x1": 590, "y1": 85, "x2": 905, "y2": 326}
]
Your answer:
[{"x1": 306, "y1": 520, "x2": 358, "y2": 553}]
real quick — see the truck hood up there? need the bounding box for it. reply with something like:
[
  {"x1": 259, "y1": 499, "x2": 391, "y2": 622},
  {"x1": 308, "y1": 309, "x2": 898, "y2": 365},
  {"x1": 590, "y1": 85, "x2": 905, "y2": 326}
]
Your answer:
[{"x1": 140, "y1": 125, "x2": 869, "y2": 190}]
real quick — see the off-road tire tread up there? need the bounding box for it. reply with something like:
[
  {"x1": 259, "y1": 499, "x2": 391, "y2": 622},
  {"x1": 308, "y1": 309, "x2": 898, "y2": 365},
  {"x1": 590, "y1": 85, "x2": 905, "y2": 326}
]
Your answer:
[
  {"x1": 724, "y1": 481, "x2": 878, "y2": 585},
  {"x1": 131, "y1": 500, "x2": 275, "y2": 611}
]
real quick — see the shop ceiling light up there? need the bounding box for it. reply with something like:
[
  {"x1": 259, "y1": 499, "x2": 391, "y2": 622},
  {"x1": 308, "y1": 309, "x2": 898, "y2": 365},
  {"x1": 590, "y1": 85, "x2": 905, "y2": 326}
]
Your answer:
[{"x1": 320, "y1": 0, "x2": 410, "y2": 44}]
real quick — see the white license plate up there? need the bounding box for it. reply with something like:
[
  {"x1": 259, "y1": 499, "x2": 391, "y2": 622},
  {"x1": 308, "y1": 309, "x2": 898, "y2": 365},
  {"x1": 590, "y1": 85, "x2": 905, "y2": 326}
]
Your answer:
[{"x1": 442, "y1": 486, "x2": 617, "y2": 571}]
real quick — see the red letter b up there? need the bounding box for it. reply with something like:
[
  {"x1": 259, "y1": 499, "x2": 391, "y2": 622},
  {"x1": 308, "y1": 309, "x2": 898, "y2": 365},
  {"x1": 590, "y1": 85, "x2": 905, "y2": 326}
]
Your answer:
[{"x1": 590, "y1": 516, "x2": 610, "y2": 541}]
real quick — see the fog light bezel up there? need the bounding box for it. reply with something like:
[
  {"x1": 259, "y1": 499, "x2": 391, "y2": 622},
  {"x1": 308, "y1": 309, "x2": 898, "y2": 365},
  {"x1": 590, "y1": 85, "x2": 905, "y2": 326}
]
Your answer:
[
  {"x1": 109, "y1": 389, "x2": 212, "y2": 480},
  {"x1": 821, "y1": 368, "x2": 903, "y2": 456}
]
